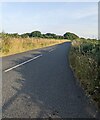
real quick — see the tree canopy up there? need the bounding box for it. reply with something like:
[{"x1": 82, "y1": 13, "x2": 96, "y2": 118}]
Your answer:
[
  {"x1": 1, "y1": 31, "x2": 92, "y2": 41},
  {"x1": 63, "y1": 32, "x2": 79, "y2": 40},
  {"x1": 29, "y1": 31, "x2": 41, "y2": 37}
]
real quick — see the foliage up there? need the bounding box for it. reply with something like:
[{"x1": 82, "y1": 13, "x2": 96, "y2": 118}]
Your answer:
[
  {"x1": 2, "y1": 32, "x2": 20, "y2": 38},
  {"x1": 70, "y1": 39, "x2": 100, "y2": 108},
  {"x1": 21, "y1": 33, "x2": 30, "y2": 38},
  {"x1": 29, "y1": 31, "x2": 41, "y2": 37},
  {"x1": 0, "y1": 31, "x2": 76, "y2": 40},
  {"x1": 45, "y1": 33, "x2": 57, "y2": 38},
  {"x1": 63, "y1": 32, "x2": 79, "y2": 40}
]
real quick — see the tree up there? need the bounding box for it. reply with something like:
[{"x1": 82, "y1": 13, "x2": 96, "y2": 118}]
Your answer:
[
  {"x1": 21, "y1": 33, "x2": 29, "y2": 38},
  {"x1": 55, "y1": 35, "x2": 64, "y2": 39},
  {"x1": 63, "y1": 32, "x2": 79, "y2": 40},
  {"x1": 80, "y1": 37, "x2": 86, "y2": 40},
  {"x1": 45, "y1": 33, "x2": 57, "y2": 39},
  {"x1": 30, "y1": 31, "x2": 41, "y2": 37}
]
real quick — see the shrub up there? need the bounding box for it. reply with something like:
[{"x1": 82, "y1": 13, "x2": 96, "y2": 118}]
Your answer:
[{"x1": 70, "y1": 39, "x2": 100, "y2": 108}]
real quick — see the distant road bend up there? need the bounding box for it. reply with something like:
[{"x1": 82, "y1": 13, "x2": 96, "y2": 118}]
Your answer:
[{"x1": 2, "y1": 42, "x2": 100, "y2": 118}]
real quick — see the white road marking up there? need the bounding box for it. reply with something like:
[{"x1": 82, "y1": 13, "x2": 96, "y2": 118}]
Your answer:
[
  {"x1": 49, "y1": 49, "x2": 55, "y2": 52},
  {"x1": 4, "y1": 54, "x2": 42, "y2": 73}
]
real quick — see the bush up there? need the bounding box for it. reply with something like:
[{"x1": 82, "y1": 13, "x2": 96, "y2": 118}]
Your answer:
[
  {"x1": 70, "y1": 40, "x2": 100, "y2": 108},
  {"x1": 80, "y1": 43, "x2": 93, "y2": 53}
]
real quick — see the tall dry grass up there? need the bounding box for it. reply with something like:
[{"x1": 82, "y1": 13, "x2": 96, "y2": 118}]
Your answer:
[{"x1": 0, "y1": 37, "x2": 68, "y2": 56}]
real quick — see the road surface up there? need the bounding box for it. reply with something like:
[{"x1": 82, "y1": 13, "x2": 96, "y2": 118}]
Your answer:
[{"x1": 2, "y1": 42, "x2": 100, "y2": 118}]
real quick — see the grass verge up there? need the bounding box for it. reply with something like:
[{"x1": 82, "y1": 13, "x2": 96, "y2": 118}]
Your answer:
[{"x1": 69, "y1": 39, "x2": 100, "y2": 108}]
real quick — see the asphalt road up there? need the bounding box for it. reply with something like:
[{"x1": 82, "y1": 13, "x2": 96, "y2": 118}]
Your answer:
[{"x1": 2, "y1": 42, "x2": 100, "y2": 118}]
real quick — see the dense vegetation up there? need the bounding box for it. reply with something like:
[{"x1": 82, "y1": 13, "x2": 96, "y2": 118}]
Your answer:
[
  {"x1": 0, "y1": 31, "x2": 79, "y2": 40},
  {"x1": 70, "y1": 39, "x2": 100, "y2": 108},
  {"x1": 64, "y1": 32, "x2": 79, "y2": 40}
]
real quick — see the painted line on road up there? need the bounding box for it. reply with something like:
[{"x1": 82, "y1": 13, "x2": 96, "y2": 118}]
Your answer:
[
  {"x1": 4, "y1": 54, "x2": 42, "y2": 73},
  {"x1": 49, "y1": 49, "x2": 55, "y2": 52}
]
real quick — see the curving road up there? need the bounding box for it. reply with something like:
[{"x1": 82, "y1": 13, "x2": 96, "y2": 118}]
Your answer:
[{"x1": 2, "y1": 42, "x2": 100, "y2": 118}]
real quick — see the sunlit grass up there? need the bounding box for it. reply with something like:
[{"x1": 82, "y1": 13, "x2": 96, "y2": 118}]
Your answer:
[{"x1": 0, "y1": 37, "x2": 70, "y2": 57}]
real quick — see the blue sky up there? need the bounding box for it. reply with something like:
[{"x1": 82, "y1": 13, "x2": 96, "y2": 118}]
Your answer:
[{"x1": 1, "y1": 2, "x2": 98, "y2": 38}]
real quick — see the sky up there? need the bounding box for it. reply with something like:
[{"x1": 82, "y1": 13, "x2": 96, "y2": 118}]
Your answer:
[{"x1": 1, "y1": 2, "x2": 98, "y2": 38}]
